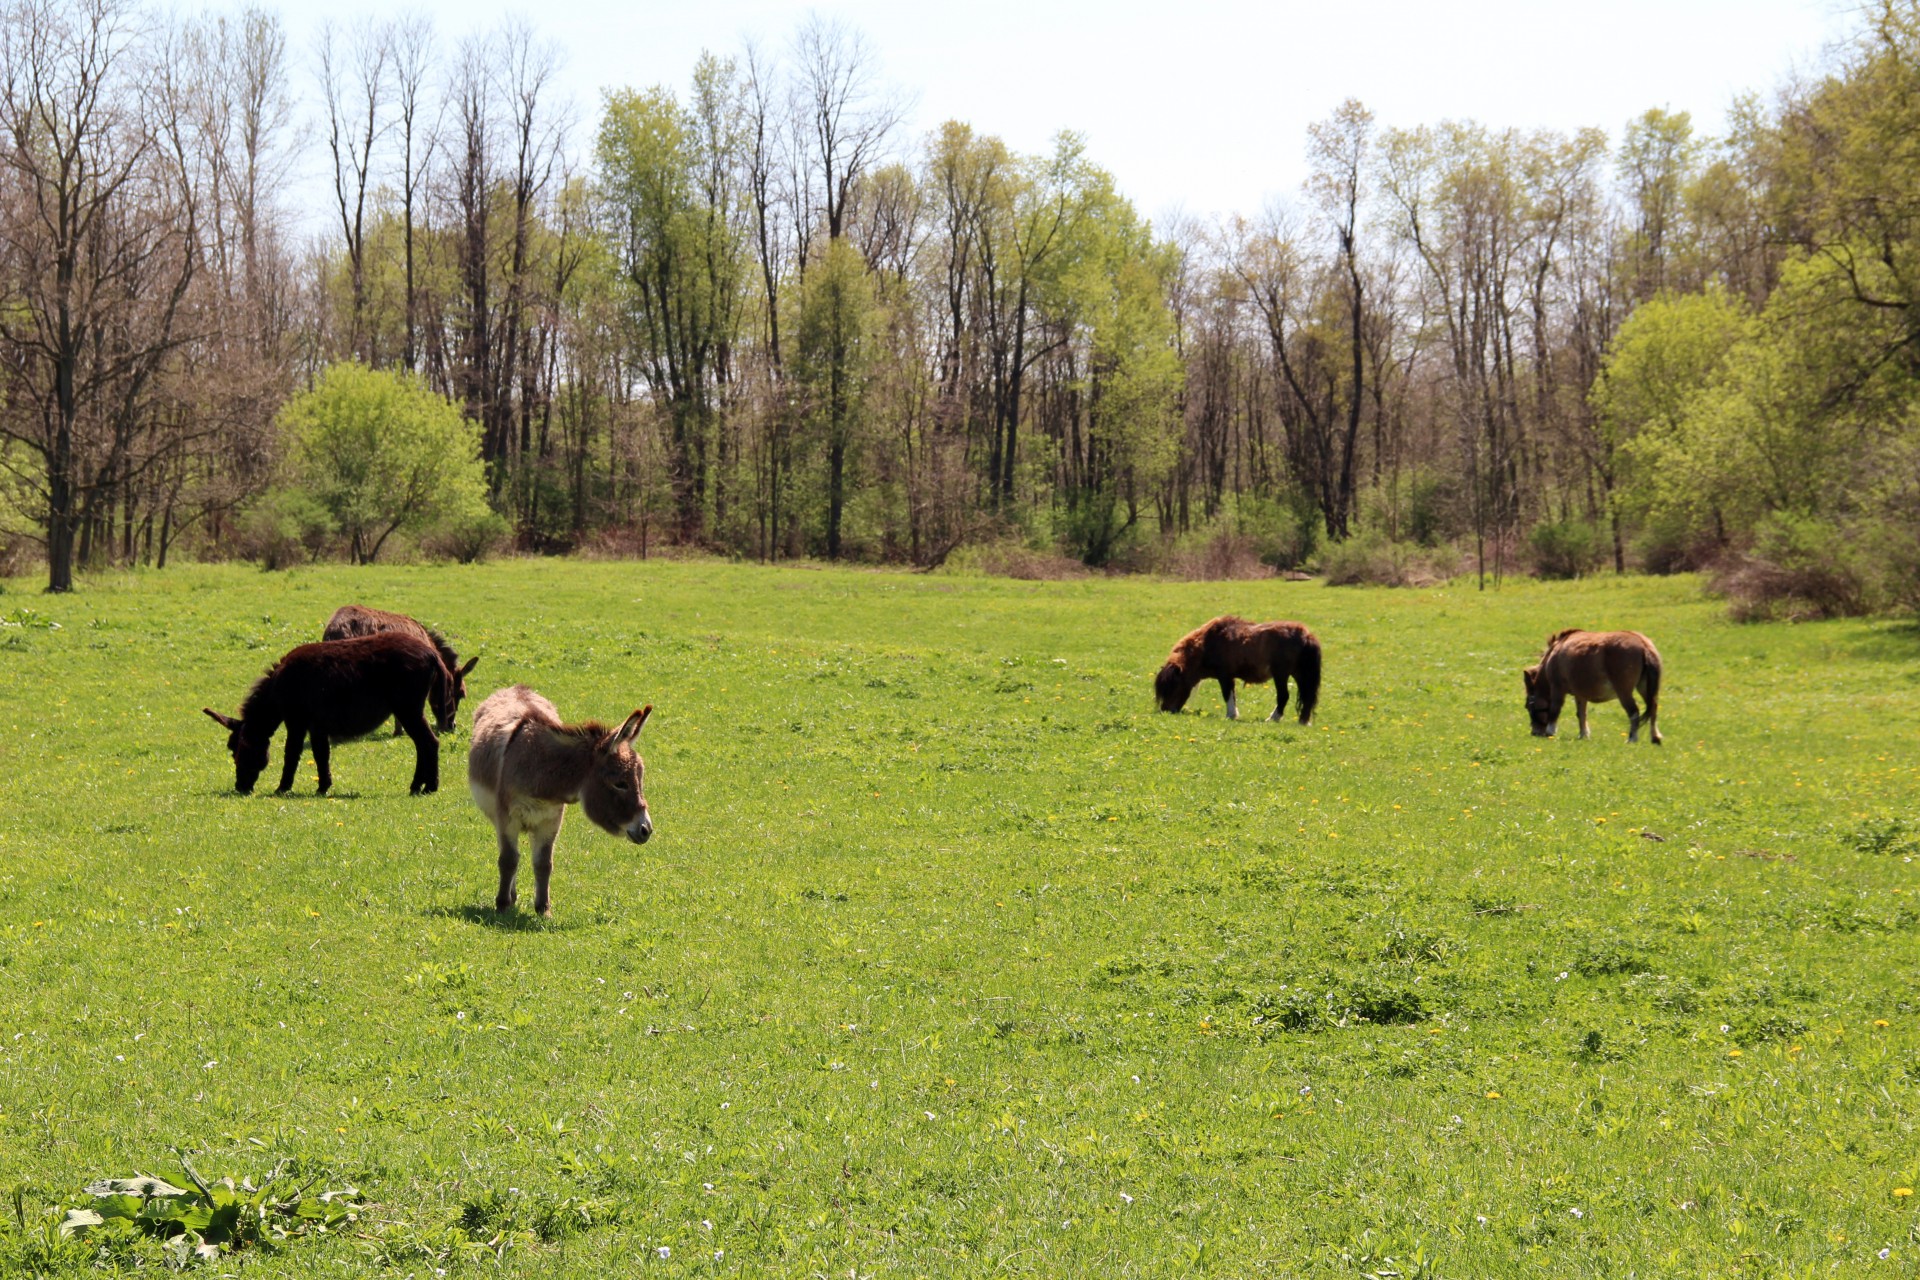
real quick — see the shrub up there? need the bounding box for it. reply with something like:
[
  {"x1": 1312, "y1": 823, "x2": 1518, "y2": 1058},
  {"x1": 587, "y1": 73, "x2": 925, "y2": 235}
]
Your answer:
[
  {"x1": 234, "y1": 488, "x2": 337, "y2": 570},
  {"x1": 1057, "y1": 492, "x2": 1138, "y2": 568},
  {"x1": 1159, "y1": 530, "x2": 1270, "y2": 581},
  {"x1": 941, "y1": 540, "x2": 1089, "y2": 581},
  {"x1": 277, "y1": 363, "x2": 492, "y2": 565},
  {"x1": 1234, "y1": 496, "x2": 1313, "y2": 569},
  {"x1": 1527, "y1": 519, "x2": 1604, "y2": 579},
  {"x1": 422, "y1": 509, "x2": 512, "y2": 564},
  {"x1": 1709, "y1": 512, "x2": 1873, "y2": 621},
  {"x1": 1321, "y1": 529, "x2": 1461, "y2": 587}
]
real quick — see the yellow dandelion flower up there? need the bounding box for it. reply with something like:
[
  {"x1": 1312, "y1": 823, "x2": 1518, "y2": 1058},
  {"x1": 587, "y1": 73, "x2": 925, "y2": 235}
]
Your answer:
[
  {"x1": 1874, "y1": 1019, "x2": 1890, "y2": 1027},
  {"x1": 1788, "y1": 1045, "x2": 1803, "y2": 1054},
  {"x1": 1727, "y1": 1049, "x2": 1742, "y2": 1058},
  {"x1": 1485, "y1": 1090, "x2": 1502, "y2": 1099},
  {"x1": 1894, "y1": 1187, "x2": 1914, "y2": 1198}
]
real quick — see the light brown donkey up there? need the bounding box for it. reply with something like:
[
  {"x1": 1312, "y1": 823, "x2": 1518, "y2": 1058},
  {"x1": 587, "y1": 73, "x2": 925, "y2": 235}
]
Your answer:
[
  {"x1": 467, "y1": 686, "x2": 653, "y2": 917},
  {"x1": 1523, "y1": 629, "x2": 1663, "y2": 745}
]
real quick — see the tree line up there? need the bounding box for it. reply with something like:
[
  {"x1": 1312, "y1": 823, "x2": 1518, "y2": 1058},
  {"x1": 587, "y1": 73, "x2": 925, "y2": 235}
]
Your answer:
[{"x1": 4, "y1": 0, "x2": 1918, "y2": 613}]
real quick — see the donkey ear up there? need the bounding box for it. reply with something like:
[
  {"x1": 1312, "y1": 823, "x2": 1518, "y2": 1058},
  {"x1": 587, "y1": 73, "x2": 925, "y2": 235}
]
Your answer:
[
  {"x1": 614, "y1": 704, "x2": 652, "y2": 745},
  {"x1": 457, "y1": 656, "x2": 480, "y2": 678},
  {"x1": 203, "y1": 707, "x2": 239, "y2": 730}
]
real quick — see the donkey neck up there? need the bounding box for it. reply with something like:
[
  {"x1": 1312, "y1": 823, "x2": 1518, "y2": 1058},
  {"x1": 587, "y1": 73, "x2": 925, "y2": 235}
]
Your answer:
[
  {"x1": 523, "y1": 723, "x2": 606, "y2": 803},
  {"x1": 238, "y1": 672, "x2": 287, "y2": 737}
]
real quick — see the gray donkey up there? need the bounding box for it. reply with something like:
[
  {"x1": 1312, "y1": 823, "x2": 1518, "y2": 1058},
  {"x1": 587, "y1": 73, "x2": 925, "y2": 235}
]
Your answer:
[{"x1": 467, "y1": 685, "x2": 653, "y2": 917}]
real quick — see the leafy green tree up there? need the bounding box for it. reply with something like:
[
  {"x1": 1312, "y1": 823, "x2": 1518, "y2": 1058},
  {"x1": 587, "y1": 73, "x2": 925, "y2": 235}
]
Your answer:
[
  {"x1": 596, "y1": 68, "x2": 746, "y2": 543},
  {"x1": 1590, "y1": 287, "x2": 1751, "y2": 565},
  {"x1": 1056, "y1": 182, "x2": 1183, "y2": 563},
  {"x1": 789, "y1": 237, "x2": 879, "y2": 558},
  {"x1": 275, "y1": 363, "x2": 492, "y2": 563}
]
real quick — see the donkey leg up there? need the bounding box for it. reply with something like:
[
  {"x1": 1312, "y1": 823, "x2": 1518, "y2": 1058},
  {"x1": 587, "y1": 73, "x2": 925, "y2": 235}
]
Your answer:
[
  {"x1": 529, "y1": 810, "x2": 564, "y2": 918},
  {"x1": 277, "y1": 722, "x2": 307, "y2": 793},
  {"x1": 311, "y1": 734, "x2": 333, "y2": 795},
  {"x1": 1620, "y1": 691, "x2": 1643, "y2": 743},
  {"x1": 495, "y1": 826, "x2": 521, "y2": 912},
  {"x1": 398, "y1": 709, "x2": 440, "y2": 795},
  {"x1": 1576, "y1": 700, "x2": 1591, "y2": 740},
  {"x1": 1268, "y1": 679, "x2": 1290, "y2": 723},
  {"x1": 1220, "y1": 679, "x2": 1238, "y2": 721}
]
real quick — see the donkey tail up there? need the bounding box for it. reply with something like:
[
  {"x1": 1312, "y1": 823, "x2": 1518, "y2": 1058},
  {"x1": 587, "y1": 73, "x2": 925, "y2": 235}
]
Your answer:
[
  {"x1": 1294, "y1": 633, "x2": 1322, "y2": 725},
  {"x1": 1639, "y1": 648, "x2": 1661, "y2": 707}
]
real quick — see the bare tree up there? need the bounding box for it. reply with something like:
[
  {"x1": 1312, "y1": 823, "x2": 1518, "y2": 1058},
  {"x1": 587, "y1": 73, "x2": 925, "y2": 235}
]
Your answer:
[
  {"x1": 392, "y1": 12, "x2": 437, "y2": 373},
  {"x1": 445, "y1": 33, "x2": 493, "y2": 453},
  {"x1": 791, "y1": 15, "x2": 903, "y2": 245},
  {"x1": 497, "y1": 18, "x2": 563, "y2": 492},
  {"x1": 0, "y1": 0, "x2": 199, "y2": 591},
  {"x1": 318, "y1": 17, "x2": 389, "y2": 361}
]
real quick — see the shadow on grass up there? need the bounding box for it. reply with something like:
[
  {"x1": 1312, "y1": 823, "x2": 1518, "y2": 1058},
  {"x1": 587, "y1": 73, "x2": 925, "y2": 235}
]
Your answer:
[
  {"x1": 426, "y1": 902, "x2": 569, "y2": 932},
  {"x1": 1842, "y1": 619, "x2": 1920, "y2": 666},
  {"x1": 209, "y1": 789, "x2": 365, "y2": 801}
]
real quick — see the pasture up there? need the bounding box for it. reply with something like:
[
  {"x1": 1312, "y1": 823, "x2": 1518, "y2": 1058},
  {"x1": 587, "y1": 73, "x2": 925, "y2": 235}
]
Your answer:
[{"x1": 0, "y1": 560, "x2": 1916, "y2": 1277}]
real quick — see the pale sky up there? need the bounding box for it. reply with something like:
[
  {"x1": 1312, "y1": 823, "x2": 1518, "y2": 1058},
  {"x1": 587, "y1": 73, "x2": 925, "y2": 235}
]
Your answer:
[{"x1": 261, "y1": 0, "x2": 1850, "y2": 234}]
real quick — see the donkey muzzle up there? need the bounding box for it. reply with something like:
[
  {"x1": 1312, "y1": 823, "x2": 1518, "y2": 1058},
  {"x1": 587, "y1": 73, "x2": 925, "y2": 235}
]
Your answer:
[{"x1": 626, "y1": 810, "x2": 653, "y2": 844}]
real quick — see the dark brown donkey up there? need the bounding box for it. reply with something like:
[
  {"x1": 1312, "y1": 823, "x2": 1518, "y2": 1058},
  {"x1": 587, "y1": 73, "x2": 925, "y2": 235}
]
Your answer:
[
  {"x1": 468, "y1": 686, "x2": 653, "y2": 917},
  {"x1": 1154, "y1": 615, "x2": 1322, "y2": 723},
  {"x1": 323, "y1": 605, "x2": 478, "y2": 730},
  {"x1": 1523, "y1": 629, "x2": 1663, "y2": 745},
  {"x1": 203, "y1": 633, "x2": 455, "y2": 794}
]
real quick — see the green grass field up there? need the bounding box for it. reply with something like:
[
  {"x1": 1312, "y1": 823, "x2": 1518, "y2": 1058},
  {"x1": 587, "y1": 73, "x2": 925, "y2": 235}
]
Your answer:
[{"x1": 1, "y1": 560, "x2": 1916, "y2": 1276}]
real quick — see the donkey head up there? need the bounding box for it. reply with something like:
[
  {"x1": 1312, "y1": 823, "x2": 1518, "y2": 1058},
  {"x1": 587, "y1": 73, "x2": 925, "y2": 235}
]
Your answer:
[
  {"x1": 439, "y1": 656, "x2": 480, "y2": 736},
  {"x1": 203, "y1": 707, "x2": 270, "y2": 793},
  {"x1": 1522, "y1": 665, "x2": 1558, "y2": 737},
  {"x1": 426, "y1": 665, "x2": 462, "y2": 735},
  {"x1": 451, "y1": 656, "x2": 480, "y2": 711},
  {"x1": 580, "y1": 705, "x2": 653, "y2": 844},
  {"x1": 1154, "y1": 662, "x2": 1193, "y2": 712}
]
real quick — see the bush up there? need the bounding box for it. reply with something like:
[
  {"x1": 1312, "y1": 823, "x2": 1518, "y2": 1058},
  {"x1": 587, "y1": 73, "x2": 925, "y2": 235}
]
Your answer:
[
  {"x1": 1321, "y1": 529, "x2": 1462, "y2": 587},
  {"x1": 1057, "y1": 492, "x2": 1138, "y2": 568},
  {"x1": 1709, "y1": 513, "x2": 1873, "y2": 621},
  {"x1": 235, "y1": 488, "x2": 337, "y2": 570},
  {"x1": 943, "y1": 540, "x2": 1089, "y2": 581},
  {"x1": 1159, "y1": 530, "x2": 1270, "y2": 580},
  {"x1": 1234, "y1": 496, "x2": 1313, "y2": 569},
  {"x1": 1527, "y1": 519, "x2": 1604, "y2": 579},
  {"x1": 421, "y1": 509, "x2": 511, "y2": 564},
  {"x1": 1632, "y1": 507, "x2": 1721, "y2": 574},
  {"x1": 278, "y1": 363, "x2": 491, "y2": 565}
]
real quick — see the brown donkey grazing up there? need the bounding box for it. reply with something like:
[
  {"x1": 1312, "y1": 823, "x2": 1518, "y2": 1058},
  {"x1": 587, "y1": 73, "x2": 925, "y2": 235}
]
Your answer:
[
  {"x1": 467, "y1": 686, "x2": 654, "y2": 917},
  {"x1": 1154, "y1": 616, "x2": 1322, "y2": 723},
  {"x1": 203, "y1": 632, "x2": 455, "y2": 795},
  {"x1": 1523, "y1": 629, "x2": 1663, "y2": 744},
  {"x1": 323, "y1": 605, "x2": 479, "y2": 730}
]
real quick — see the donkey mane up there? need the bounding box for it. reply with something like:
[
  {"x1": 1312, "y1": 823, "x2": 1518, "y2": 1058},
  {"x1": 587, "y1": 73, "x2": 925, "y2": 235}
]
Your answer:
[
  {"x1": 423, "y1": 629, "x2": 460, "y2": 674},
  {"x1": 548, "y1": 719, "x2": 615, "y2": 743},
  {"x1": 1543, "y1": 628, "x2": 1585, "y2": 653},
  {"x1": 237, "y1": 666, "x2": 285, "y2": 727},
  {"x1": 1162, "y1": 620, "x2": 1222, "y2": 676}
]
